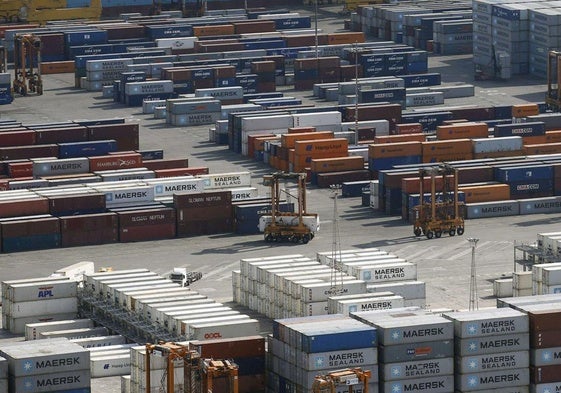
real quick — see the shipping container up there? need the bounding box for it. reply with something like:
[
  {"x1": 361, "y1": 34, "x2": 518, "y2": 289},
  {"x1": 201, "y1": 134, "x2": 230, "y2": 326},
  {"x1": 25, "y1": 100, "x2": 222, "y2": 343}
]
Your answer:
[{"x1": 25, "y1": 318, "x2": 94, "y2": 341}]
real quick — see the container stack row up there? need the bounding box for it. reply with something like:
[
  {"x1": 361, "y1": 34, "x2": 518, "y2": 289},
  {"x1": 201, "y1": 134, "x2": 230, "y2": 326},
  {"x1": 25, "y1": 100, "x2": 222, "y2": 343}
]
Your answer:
[
  {"x1": 267, "y1": 314, "x2": 379, "y2": 393},
  {"x1": 473, "y1": 0, "x2": 561, "y2": 79},
  {"x1": 0, "y1": 338, "x2": 91, "y2": 393},
  {"x1": 1, "y1": 276, "x2": 78, "y2": 334},
  {"x1": 82, "y1": 269, "x2": 260, "y2": 341}
]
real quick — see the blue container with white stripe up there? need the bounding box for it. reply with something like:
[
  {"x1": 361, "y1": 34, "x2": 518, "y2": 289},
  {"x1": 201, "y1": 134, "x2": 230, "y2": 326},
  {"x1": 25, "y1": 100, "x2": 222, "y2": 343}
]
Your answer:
[
  {"x1": 244, "y1": 40, "x2": 286, "y2": 50},
  {"x1": 401, "y1": 111, "x2": 454, "y2": 132},
  {"x1": 274, "y1": 17, "x2": 311, "y2": 30},
  {"x1": 64, "y1": 30, "x2": 108, "y2": 46},
  {"x1": 58, "y1": 140, "x2": 117, "y2": 158},
  {"x1": 400, "y1": 73, "x2": 441, "y2": 88},
  {"x1": 494, "y1": 122, "x2": 546, "y2": 137},
  {"x1": 2, "y1": 234, "x2": 60, "y2": 253},
  {"x1": 145, "y1": 24, "x2": 193, "y2": 40},
  {"x1": 234, "y1": 202, "x2": 294, "y2": 234},
  {"x1": 495, "y1": 165, "x2": 553, "y2": 183},
  {"x1": 67, "y1": 44, "x2": 114, "y2": 60},
  {"x1": 137, "y1": 149, "x2": 164, "y2": 160},
  {"x1": 493, "y1": 105, "x2": 513, "y2": 119}
]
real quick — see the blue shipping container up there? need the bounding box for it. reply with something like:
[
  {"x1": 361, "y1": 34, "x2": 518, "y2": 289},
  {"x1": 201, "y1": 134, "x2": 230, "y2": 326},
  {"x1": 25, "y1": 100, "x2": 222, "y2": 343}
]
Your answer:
[
  {"x1": 494, "y1": 122, "x2": 546, "y2": 137},
  {"x1": 146, "y1": 24, "x2": 194, "y2": 40},
  {"x1": 137, "y1": 149, "x2": 164, "y2": 160},
  {"x1": 65, "y1": 30, "x2": 108, "y2": 46},
  {"x1": 125, "y1": 93, "x2": 175, "y2": 107},
  {"x1": 495, "y1": 165, "x2": 553, "y2": 182},
  {"x1": 401, "y1": 73, "x2": 441, "y2": 88},
  {"x1": 492, "y1": 104, "x2": 513, "y2": 119},
  {"x1": 342, "y1": 181, "x2": 371, "y2": 197},
  {"x1": 300, "y1": 325, "x2": 378, "y2": 353},
  {"x1": 2, "y1": 234, "x2": 61, "y2": 253},
  {"x1": 67, "y1": 44, "x2": 114, "y2": 60},
  {"x1": 275, "y1": 17, "x2": 312, "y2": 30},
  {"x1": 509, "y1": 179, "x2": 553, "y2": 197},
  {"x1": 360, "y1": 88, "x2": 406, "y2": 104},
  {"x1": 58, "y1": 140, "x2": 117, "y2": 158},
  {"x1": 401, "y1": 111, "x2": 454, "y2": 132}
]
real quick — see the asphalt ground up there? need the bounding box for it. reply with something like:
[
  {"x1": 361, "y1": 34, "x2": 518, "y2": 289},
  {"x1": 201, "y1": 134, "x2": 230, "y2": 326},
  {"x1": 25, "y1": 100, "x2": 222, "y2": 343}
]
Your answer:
[{"x1": 0, "y1": 5, "x2": 559, "y2": 392}]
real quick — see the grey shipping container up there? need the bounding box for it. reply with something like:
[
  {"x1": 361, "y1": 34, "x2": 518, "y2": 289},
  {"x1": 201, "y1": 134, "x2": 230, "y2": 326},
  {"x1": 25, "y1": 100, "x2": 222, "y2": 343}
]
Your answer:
[
  {"x1": 381, "y1": 357, "x2": 454, "y2": 381},
  {"x1": 442, "y1": 308, "x2": 529, "y2": 338},
  {"x1": 382, "y1": 374, "x2": 454, "y2": 393},
  {"x1": 456, "y1": 350, "x2": 530, "y2": 373},
  {"x1": 455, "y1": 333, "x2": 529, "y2": 356},
  {"x1": 10, "y1": 369, "x2": 91, "y2": 392},
  {"x1": 379, "y1": 340, "x2": 453, "y2": 363},
  {"x1": 455, "y1": 368, "x2": 529, "y2": 391}
]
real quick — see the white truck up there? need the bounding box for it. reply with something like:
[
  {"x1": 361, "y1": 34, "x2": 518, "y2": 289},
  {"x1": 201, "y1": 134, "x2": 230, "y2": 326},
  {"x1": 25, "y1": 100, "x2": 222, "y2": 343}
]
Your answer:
[{"x1": 169, "y1": 268, "x2": 203, "y2": 287}]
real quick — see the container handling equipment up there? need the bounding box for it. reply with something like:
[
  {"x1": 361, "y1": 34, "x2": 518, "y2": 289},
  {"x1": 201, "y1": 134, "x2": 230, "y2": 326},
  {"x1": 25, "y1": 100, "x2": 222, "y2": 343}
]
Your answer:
[
  {"x1": 412, "y1": 163, "x2": 465, "y2": 239},
  {"x1": 263, "y1": 171, "x2": 316, "y2": 244},
  {"x1": 13, "y1": 33, "x2": 42, "y2": 96},
  {"x1": 144, "y1": 342, "x2": 239, "y2": 393},
  {"x1": 312, "y1": 368, "x2": 372, "y2": 393},
  {"x1": 546, "y1": 50, "x2": 561, "y2": 111}
]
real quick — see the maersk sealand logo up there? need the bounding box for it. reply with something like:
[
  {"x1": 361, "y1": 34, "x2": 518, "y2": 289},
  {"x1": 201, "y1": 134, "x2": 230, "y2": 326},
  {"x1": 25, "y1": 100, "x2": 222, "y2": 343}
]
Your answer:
[
  {"x1": 23, "y1": 361, "x2": 33, "y2": 373},
  {"x1": 391, "y1": 383, "x2": 402, "y2": 393},
  {"x1": 155, "y1": 185, "x2": 164, "y2": 194},
  {"x1": 542, "y1": 351, "x2": 553, "y2": 362},
  {"x1": 390, "y1": 365, "x2": 402, "y2": 378},
  {"x1": 467, "y1": 375, "x2": 479, "y2": 388},
  {"x1": 314, "y1": 356, "x2": 325, "y2": 368},
  {"x1": 23, "y1": 378, "x2": 33, "y2": 390},
  {"x1": 467, "y1": 341, "x2": 478, "y2": 352},
  {"x1": 391, "y1": 330, "x2": 401, "y2": 341},
  {"x1": 466, "y1": 323, "x2": 478, "y2": 335},
  {"x1": 467, "y1": 358, "x2": 478, "y2": 370}
]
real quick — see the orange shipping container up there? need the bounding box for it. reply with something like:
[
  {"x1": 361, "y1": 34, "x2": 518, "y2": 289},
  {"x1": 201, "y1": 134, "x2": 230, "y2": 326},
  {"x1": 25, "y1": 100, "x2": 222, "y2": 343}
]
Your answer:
[
  {"x1": 193, "y1": 24, "x2": 235, "y2": 37},
  {"x1": 459, "y1": 184, "x2": 511, "y2": 203},
  {"x1": 422, "y1": 152, "x2": 474, "y2": 163},
  {"x1": 395, "y1": 123, "x2": 423, "y2": 134},
  {"x1": 436, "y1": 122, "x2": 489, "y2": 140},
  {"x1": 327, "y1": 32, "x2": 365, "y2": 45},
  {"x1": 522, "y1": 135, "x2": 548, "y2": 145},
  {"x1": 368, "y1": 141, "x2": 422, "y2": 159},
  {"x1": 292, "y1": 152, "x2": 347, "y2": 172},
  {"x1": 422, "y1": 139, "x2": 472, "y2": 156},
  {"x1": 293, "y1": 138, "x2": 348, "y2": 155},
  {"x1": 401, "y1": 175, "x2": 455, "y2": 195},
  {"x1": 524, "y1": 143, "x2": 561, "y2": 155},
  {"x1": 310, "y1": 156, "x2": 364, "y2": 173},
  {"x1": 281, "y1": 131, "x2": 334, "y2": 148},
  {"x1": 40, "y1": 61, "x2": 75, "y2": 74},
  {"x1": 247, "y1": 134, "x2": 276, "y2": 158},
  {"x1": 374, "y1": 134, "x2": 426, "y2": 144},
  {"x1": 546, "y1": 130, "x2": 561, "y2": 143},
  {"x1": 512, "y1": 103, "x2": 539, "y2": 118}
]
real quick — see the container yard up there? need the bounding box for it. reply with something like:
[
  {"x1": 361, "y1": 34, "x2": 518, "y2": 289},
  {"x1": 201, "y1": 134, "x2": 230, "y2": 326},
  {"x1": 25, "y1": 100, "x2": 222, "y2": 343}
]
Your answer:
[{"x1": 1, "y1": 2, "x2": 561, "y2": 393}]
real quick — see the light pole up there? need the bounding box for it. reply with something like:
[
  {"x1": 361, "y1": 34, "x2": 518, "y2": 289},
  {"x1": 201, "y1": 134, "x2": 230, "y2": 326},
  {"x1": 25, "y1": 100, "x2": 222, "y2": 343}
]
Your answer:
[{"x1": 468, "y1": 237, "x2": 479, "y2": 311}]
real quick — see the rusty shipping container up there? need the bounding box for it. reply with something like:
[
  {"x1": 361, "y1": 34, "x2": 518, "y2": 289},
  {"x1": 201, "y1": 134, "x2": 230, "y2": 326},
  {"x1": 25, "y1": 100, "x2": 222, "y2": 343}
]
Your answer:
[
  {"x1": 373, "y1": 134, "x2": 426, "y2": 144},
  {"x1": 281, "y1": 131, "x2": 334, "y2": 149},
  {"x1": 34, "y1": 126, "x2": 89, "y2": 144},
  {"x1": 142, "y1": 158, "x2": 189, "y2": 171},
  {"x1": 0, "y1": 144, "x2": 59, "y2": 160},
  {"x1": 0, "y1": 198, "x2": 49, "y2": 218},
  {"x1": 48, "y1": 193, "x2": 107, "y2": 216},
  {"x1": 0, "y1": 130, "x2": 36, "y2": 147},
  {"x1": 60, "y1": 212, "x2": 118, "y2": 247},
  {"x1": 459, "y1": 184, "x2": 511, "y2": 203},
  {"x1": 310, "y1": 156, "x2": 364, "y2": 173},
  {"x1": 369, "y1": 141, "x2": 422, "y2": 159},
  {"x1": 87, "y1": 123, "x2": 139, "y2": 151},
  {"x1": 116, "y1": 207, "x2": 176, "y2": 242},
  {"x1": 154, "y1": 167, "x2": 209, "y2": 177},
  {"x1": 436, "y1": 122, "x2": 489, "y2": 140}
]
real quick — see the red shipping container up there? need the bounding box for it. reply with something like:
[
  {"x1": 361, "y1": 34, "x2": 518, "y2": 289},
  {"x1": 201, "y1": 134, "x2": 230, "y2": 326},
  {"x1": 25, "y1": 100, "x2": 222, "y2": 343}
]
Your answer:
[
  {"x1": 154, "y1": 167, "x2": 209, "y2": 177},
  {"x1": 142, "y1": 158, "x2": 189, "y2": 171},
  {"x1": 174, "y1": 191, "x2": 232, "y2": 209},
  {"x1": 530, "y1": 364, "x2": 561, "y2": 384},
  {"x1": 189, "y1": 336, "x2": 265, "y2": 358},
  {"x1": 177, "y1": 218, "x2": 232, "y2": 237},
  {"x1": 316, "y1": 170, "x2": 371, "y2": 188},
  {"x1": 0, "y1": 198, "x2": 49, "y2": 218},
  {"x1": 87, "y1": 123, "x2": 139, "y2": 151},
  {"x1": 35, "y1": 126, "x2": 89, "y2": 144},
  {"x1": 0, "y1": 130, "x2": 36, "y2": 147},
  {"x1": 118, "y1": 207, "x2": 176, "y2": 242},
  {"x1": 7, "y1": 162, "x2": 33, "y2": 178},
  {"x1": 0, "y1": 144, "x2": 59, "y2": 160},
  {"x1": 395, "y1": 123, "x2": 423, "y2": 134},
  {"x1": 88, "y1": 153, "x2": 143, "y2": 172},
  {"x1": 1, "y1": 216, "x2": 60, "y2": 237},
  {"x1": 48, "y1": 193, "x2": 106, "y2": 215},
  {"x1": 60, "y1": 213, "x2": 118, "y2": 247}
]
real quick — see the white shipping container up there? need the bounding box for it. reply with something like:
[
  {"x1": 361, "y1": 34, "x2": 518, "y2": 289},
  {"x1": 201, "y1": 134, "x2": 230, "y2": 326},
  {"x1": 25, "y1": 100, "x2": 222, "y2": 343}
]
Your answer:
[
  {"x1": 126, "y1": 288, "x2": 197, "y2": 311},
  {"x1": 88, "y1": 344, "x2": 136, "y2": 353},
  {"x1": 135, "y1": 295, "x2": 209, "y2": 316},
  {"x1": 241, "y1": 114, "x2": 293, "y2": 132},
  {"x1": 300, "y1": 280, "x2": 367, "y2": 302},
  {"x1": 228, "y1": 187, "x2": 259, "y2": 201},
  {"x1": 40, "y1": 326, "x2": 109, "y2": 340},
  {"x1": 26, "y1": 319, "x2": 94, "y2": 340},
  {"x1": 540, "y1": 284, "x2": 561, "y2": 294},
  {"x1": 513, "y1": 271, "x2": 533, "y2": 289},
  {"x1": 6, "y1": 280, "x2": 77, "y2": 302},
  {"x1": 240, "y1": 254, "x2": 305, "y2": 276},
  {"x1": 149, "y1": 299, "x2": 219, "y2": 323},
  {"x1": 493, "y1": 278, "x2": 514, "y2": 298},
  {"x1": 113, "y1": 282, "x2": 181, "y2": 306},
  {"x1": 316, "y1": 247, "x2": 383, "y2": 264},
  {"x1": 92, "y1": 185, "x2": 155, "y2": 208},
  {"x1": 366, "y1": 281, "x2": 426, "y2": 300},
  {"x1": 188, "y1": 318, "x2": 260, "y2": 340},
  {"x1": 96, "y1": 273, "x2": 162, "y2": 296},
  {"x1": 155, "y1": 37, "x2": 197, "y2": 49},
  {"x1": 336, "y1": 295, "x2": 405, "y2": 315},
  {"x1": 472, "y1": 136, "x2": 523, "y2": 153},
  {"x1": 53, "y1": 261, "x2": 95, "y2": 282},
  {"x1": 197, "y1": 171, "x2": 251, "y2": 189},
  {"x1": 91, "y1": 354, "x2": 131, "y2": 378},
  {"x1": 151, "y1": 178, "x2": 205, "y2": 197},
  {"x1": 86, "y1": 58, "x2": 133, "y2": 72},
  {"x1": 4, "y1": 313, "x2": 77, "y2": 335},
  {"x1": 124, "y1": 80, "x2": 174, "y2": 95},
  {"x1": 292, "y1": 111, "x2": 342, "y2": 129},
  {"x1": 121, "y1": 375, "x2": 131, "y2": 393},
  {"x1": 72, "y1": 335, "x2": 127, "y2": 348},
  {"x1": 170, "y1": 310, "x2": 242, "y2": 333},
  {"x1": 11, "y1": 369, "x2": 91, "y2": 392},
  {"x1": 543, "y1": 266, "x2": 561, "y2": 286},
  {"x1": 83, "y1": 269, "x2": 151, "y2": 290},
  {"x1": 352, "y1": 262, "x2": 417, "y2": 283},
  {"x1": 8, "y1": 297, "x2": 77, "y2": 318},
  {"x1": 259, "y1": 215, "x2": 320, "y2": 233}
]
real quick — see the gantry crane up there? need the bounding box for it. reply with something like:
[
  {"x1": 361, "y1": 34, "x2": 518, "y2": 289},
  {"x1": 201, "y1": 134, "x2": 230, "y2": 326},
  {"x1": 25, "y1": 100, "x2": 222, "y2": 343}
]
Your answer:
[
  {"x1": 13, "y1": 33, "x2": 42, "y2": 96},
  {"x1": 262, "y1": 171, "x2": 316, "y2": 244},
  {"x1": 413, "y1": 163, "x2": 465, "y2": 239},
  {"x1": 312, "y1": 368, "x2": 371, "y2": 393},
  {"x1": 144, "y1": 342, "x2": 239, "y2": 393},
  {"x1": 0, "y1": 0, "x2": 101, "y2": 24}
]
